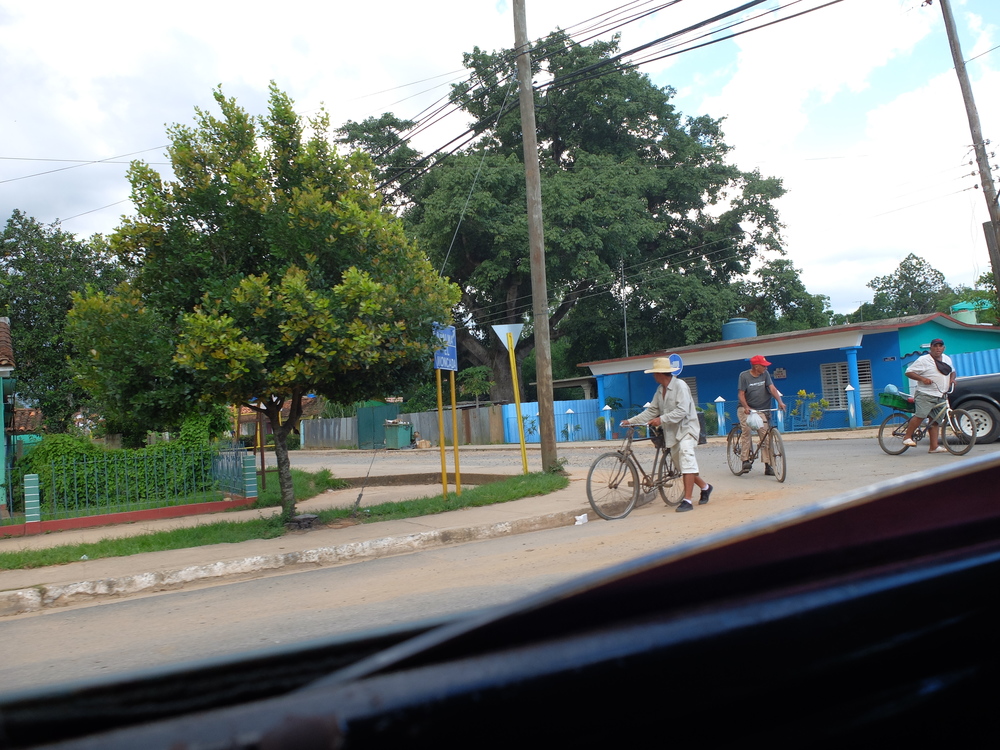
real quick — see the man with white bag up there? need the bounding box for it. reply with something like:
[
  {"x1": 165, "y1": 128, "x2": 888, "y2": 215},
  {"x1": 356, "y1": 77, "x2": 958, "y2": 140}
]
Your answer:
[{"x1": 737, "y1": 355, "x2": 786, "y2": 475}]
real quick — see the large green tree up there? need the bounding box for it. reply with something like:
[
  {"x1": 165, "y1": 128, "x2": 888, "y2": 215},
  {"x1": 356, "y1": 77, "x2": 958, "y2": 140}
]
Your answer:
[
  {"x1": 68, "y1": 283, "x2": 190, "y2": 444},
  {"x1": 0, "y1": 210, "x2": 126, "y2": 430},
  {"x1": 834, "y1": 253, "x2": 964, "y2": 324},
  {"x1": 738, "y1": 259, "x2": 832, "y2": 334},
  {"x1": 71, "y1": 85, "x2": 459, "y2": 518},
  {"x1": 341, "y1": 32, "x2": 785, "y2": 398},
  {"x1": 865, "y1": 253, "x2": 950, "y2": 319}
]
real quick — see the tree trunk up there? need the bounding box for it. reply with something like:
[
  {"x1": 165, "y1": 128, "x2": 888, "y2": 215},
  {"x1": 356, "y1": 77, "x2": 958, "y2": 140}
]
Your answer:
[
  {"x1": 262, "y1": 395, "x2": 302, "y2": 521},
  {"x1": 456, "y1": 328, "x2": 534, "y2": 404},
  {"x1": 487, "y1": 345, "x2": 533, "y2": 403}
]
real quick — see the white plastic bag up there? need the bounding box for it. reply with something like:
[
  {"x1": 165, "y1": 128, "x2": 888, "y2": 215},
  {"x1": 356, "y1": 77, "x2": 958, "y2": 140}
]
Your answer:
[{"x1": 746, "y1": 411, "x2": 764, "y2": 431}]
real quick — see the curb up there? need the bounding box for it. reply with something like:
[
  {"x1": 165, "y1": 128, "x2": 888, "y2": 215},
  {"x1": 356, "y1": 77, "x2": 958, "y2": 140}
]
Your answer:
[{"x1": 0, "y1": 507, "x2": 588, "y2": 618}]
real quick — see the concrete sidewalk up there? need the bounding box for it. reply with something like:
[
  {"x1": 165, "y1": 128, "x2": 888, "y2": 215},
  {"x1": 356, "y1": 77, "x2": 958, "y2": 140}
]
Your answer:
[
  {"x1": 0, "y1": 428, "x2": 878, "y2": 617},
  {"x1": 0, "y1": 470, "x2": 594, "y2": 618}
]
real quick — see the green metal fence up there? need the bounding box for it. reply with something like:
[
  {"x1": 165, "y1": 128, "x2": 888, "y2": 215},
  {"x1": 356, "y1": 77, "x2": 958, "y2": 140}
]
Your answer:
[{"x1": 13, "y1": 446, "x2": 253, "y2": 523}]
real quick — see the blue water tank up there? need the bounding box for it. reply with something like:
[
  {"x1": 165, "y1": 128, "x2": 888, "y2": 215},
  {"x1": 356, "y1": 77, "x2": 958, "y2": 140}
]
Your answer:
[{"x1": 721, "y1": 317, "x2": 758, "y2": 341}]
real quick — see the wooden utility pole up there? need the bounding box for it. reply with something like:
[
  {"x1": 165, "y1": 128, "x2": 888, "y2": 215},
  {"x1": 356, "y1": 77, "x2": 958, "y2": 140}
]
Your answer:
[
  {"x1": 512, "y1": 0, "x2": 558, "y2": 471},
  {"x1": 937, "y1": 0, "x2": 1000, "y2": 303}
]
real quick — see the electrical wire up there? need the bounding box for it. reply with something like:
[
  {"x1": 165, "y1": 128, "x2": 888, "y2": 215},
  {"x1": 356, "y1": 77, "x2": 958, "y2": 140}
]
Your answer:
[{"x1": 0, "y1": 146, "x2": 168, "y2": 185}]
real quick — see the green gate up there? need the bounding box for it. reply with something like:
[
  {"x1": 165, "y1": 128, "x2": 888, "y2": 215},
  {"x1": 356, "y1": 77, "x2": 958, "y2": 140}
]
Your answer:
[{"x1": 356, "y1": 404, "x2": 400, "y2": 449}]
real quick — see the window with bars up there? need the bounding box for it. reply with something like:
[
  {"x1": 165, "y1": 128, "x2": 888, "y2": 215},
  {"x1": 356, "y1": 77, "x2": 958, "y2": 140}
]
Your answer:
[
  {"x1": 820, "y1": 361, "x2": 873, "y2": 409},
  {"x1": 681, "y1": 376, "x2": 698, "y2": 405}
]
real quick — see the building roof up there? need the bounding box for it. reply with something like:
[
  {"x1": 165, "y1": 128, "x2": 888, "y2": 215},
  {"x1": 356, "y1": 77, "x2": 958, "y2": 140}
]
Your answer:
[
  {"x1": 10, "y1": 408, "x2": 42, "y2": 434},
  {"x1": 580, "y1": 313, "x2": 994, "y2": 376},
  {"x1": 237, "y1": 395, "x2": 325, "y2": 425},
  {"x1": 0, "y1": 317, "x2": 14, "y2": 369}
]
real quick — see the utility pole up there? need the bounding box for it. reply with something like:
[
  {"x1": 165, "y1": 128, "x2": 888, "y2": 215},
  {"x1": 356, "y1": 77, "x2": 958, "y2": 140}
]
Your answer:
[
  {"x1": 937, "y1": 0, "x2": 1000, "y2": 303},
  {"x1": 512, "y1": 0, "x2": 558, "y2": 471}
]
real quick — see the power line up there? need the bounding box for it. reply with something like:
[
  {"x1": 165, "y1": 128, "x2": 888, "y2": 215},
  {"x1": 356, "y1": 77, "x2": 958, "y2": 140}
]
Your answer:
[{"x1": 0, "y1": 146, "x2": 168, "y2": 185}]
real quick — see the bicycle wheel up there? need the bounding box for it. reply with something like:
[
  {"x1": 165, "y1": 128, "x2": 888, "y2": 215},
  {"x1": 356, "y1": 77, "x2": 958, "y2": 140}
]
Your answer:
[
  {"x1": 767, "y1": 429, "x2": 787, "y2": 482},
  {"x1": 944, "y1": 409, "x2": 976, "y2": 455},
  {"x1": 587, "y1": 452, "x2": 639, "y2": 520},
  {"x1": 878, "y1": 412, "x2": 911, "y2": 455},
  {"x1": 726, "y1": 425, "x2": 745, "y2": 475},
  {"x1": 657, "y1": 449, "x2": 684, "y2": 506}
]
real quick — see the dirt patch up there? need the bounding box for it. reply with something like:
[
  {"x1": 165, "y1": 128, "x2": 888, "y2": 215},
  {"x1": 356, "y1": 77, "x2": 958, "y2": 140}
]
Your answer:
[{"x1": 339, "y1": 473, "x2": 511, "y2": 487}]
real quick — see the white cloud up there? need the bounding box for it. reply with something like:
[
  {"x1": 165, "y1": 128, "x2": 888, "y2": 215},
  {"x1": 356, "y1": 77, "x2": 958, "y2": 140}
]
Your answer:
[{"x1": 1, "y1": 0, "x2": 998, "y2": 315}]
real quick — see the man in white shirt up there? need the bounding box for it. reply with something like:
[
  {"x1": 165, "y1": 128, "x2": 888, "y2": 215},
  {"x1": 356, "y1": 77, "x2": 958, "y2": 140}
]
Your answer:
[
  {"x1": 902, "y1": 338, "x2": 956, "y2": 453},
  {"x1": 620, "y1": 357, "x2": 712, "y2": 513}
]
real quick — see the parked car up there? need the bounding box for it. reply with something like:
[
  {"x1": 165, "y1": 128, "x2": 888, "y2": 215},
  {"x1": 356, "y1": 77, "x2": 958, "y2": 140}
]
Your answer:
[{"x1": 950, "y1": 372, "x2": 1000, "y2": 443}]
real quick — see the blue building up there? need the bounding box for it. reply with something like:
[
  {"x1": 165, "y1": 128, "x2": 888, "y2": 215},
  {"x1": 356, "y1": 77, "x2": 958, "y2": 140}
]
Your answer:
[{"x1": 580, "y1": 314, "x2": 1000, "y2": 434}]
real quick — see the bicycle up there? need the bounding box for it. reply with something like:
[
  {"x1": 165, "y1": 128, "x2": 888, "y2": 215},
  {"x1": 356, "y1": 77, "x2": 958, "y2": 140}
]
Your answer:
[
  {"x1": 877, "y1": 386, "x2": 976, "y2": 456},
  {"x1": 586, "y1": 426, "x2": 684, "y2": 520},
  {"x1": 725, "y1": 408, "x2": 786, "y2": 482}
]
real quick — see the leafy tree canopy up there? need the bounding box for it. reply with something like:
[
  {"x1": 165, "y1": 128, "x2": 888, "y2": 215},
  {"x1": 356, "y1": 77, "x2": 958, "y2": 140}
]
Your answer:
[
  {"x1": 832, "y1": 254, "x2": 995, "y2": 325},
  {"x1": 866, "y1": 253, "x2": 949, "y2": 318},
  {"x1": 737, "y1": 259, "x2": 832, "y2": 335},
  {"x1": 0, "y1": 210, "x2": 126, "y2": 431},
  {"x1": 71, "y1": 84, "x2": 459, "y2": 516},
  {"x1": 340, "y1": 31, "x2": 786, "y2": 399}
]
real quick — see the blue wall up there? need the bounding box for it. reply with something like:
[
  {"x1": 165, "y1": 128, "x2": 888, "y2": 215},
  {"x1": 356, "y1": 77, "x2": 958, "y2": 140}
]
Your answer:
[{"x1": 594, "y1": 330, "x2": 911, "y2": 432}]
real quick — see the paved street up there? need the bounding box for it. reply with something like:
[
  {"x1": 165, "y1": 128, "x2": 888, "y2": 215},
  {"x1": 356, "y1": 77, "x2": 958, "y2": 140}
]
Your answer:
[{"x1": 2, "y1": 433, "x2": 998, "y2": 694}]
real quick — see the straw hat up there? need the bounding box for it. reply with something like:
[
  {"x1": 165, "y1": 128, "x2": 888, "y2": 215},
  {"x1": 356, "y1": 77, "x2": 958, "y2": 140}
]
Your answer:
[{"x1": 644, "y1": 357, "x2": 680, "y2": 374}]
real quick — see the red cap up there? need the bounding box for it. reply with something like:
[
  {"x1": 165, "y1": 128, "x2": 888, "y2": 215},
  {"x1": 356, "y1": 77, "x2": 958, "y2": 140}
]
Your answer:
[{"x1": 750, "y1": 355, "x2": 772, "y2": 366}]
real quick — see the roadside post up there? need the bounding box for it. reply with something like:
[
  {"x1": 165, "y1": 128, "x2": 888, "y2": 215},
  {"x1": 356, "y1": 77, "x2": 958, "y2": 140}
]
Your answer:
[
  {"x1": 434, "y1": 324, "x2": 461, "y2": 497},
  {"x1": 492, "y1": 324, "x2": 529, "y2": 474},
  {"x1": 715, "y1": 396, "x2": 727, "y2": 436},
  {"x1": 845, "y1": 384, "x2": 857, "y2": 429}
]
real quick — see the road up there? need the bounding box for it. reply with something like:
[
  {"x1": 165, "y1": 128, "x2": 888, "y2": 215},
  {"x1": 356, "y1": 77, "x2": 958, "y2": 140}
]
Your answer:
[{"x1": 2, "y1": 436, "x2": 997, "y2": 695}]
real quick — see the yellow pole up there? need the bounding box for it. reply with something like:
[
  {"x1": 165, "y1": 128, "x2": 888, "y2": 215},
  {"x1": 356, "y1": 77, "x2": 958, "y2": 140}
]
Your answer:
[
  {"x1": 436, "y1": 368, "x2": 448, "y2": 498},
  {"x1": 508, "y1": 332, "x2": 529, "y2": 474},
  {"x1": 450, "y1": 370, "x2": 461, "y2": 495}
]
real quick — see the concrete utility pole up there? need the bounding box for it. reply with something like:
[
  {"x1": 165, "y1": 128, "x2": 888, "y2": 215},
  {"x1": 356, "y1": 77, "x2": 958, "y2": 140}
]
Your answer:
[
  {"x1": 512, "y1": 0, "x2": 558, "y2": 471},
  {"x1": 937, "y1": 0, "x2": 1000, "y2": 303}
]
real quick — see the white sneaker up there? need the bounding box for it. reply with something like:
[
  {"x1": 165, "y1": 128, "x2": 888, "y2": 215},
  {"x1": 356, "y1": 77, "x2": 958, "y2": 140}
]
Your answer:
[{"x1": 902, "y1": 438, "x2": 916, "y2": 447}]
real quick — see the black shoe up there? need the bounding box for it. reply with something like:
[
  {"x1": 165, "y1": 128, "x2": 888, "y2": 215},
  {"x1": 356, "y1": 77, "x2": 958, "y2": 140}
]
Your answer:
[
  {"x1": 741, "y1": 461, "x2": 753, "y2": 475},
  {"x1": 676, "y1": 500, "x2": 693, "y2": 513},
  {"x1": 764, "y1": 464, "x2": 775, "y2": 476},
  {"x1": 699, "y1": 484, "x2": 713, "y2": 505}
]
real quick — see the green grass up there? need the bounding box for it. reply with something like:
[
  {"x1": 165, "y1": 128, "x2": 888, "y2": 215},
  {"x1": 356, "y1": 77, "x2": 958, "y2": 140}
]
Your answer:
[
  {"x1": 0, "y1": 472, "x2": 569, "y2": 570},
  {"x1": 251, "y1": 468, "x2": 349, "y2": 509},
  {"x1": 0, "y1": 517, "x2": 287, "y2": 570},
  {"x1": 318, "y1": 472, "x2": 569, "y2": 523}
]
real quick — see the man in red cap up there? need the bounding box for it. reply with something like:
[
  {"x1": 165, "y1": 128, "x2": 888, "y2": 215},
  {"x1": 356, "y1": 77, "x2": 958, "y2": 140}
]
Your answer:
[{"x1": 737, "y1": 355, "x2": 786, "y2": 475}]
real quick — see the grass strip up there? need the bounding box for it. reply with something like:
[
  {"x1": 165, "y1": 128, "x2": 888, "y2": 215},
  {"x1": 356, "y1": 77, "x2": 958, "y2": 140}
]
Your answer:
[
  {"x1": 252, "y1": 468, "x2": 349, "y2": 508},
  {"x1": 0, "y1": 517, "x2": 286, "y2": 570},
  {"x1": 317, "y1": 472, "x2": 569, "y2": 523},
  {"x1": 0, "y1": 472, "x2": 568, "y2": 570}
]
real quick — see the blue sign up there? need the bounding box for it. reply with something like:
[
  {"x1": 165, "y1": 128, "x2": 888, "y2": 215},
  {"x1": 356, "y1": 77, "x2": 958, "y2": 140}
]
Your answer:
[
  {"x1": 434, "y1": 324, "x2": 458, "y2": 371},
  {"x1": 668, "y1": 353, "x2": 684, "y2": 377}
]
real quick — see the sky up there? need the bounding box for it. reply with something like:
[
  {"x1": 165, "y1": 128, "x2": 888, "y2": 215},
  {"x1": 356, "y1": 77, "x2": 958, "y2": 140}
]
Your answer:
[{"x1": 1, "y1": 0, "x2": 998, "y2": 315}]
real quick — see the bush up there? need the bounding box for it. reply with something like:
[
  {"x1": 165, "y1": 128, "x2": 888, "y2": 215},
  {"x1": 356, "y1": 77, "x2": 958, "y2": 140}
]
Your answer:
[{"x1": 16, "y1": 432, "x2": 220, "y2": 513}]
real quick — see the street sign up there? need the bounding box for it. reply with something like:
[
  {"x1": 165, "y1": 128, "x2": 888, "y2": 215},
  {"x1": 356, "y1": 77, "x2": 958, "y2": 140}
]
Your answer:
[
  {"x1": 434, "y1": 324, "x2": 458, "y2": 371},
  {"x1": 668, "y1": 353, "x2": 684, "y2": 376},
  {"x1": 492, "y1": 324, "x2": 524, "y2": 351}
]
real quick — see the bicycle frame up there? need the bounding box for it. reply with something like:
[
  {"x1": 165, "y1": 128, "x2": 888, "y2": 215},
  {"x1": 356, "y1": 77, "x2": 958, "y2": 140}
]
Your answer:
[
  {"x1": 615, "y1": 429, "x2": 670, "y2": 495},
  {"x1": 877, "y1": 384, "x2": 976, "y2": 456},
  {"x1": 727, "y1": 409, "x2": 787, "y2": 482},
  {"x1": 586, "y1": 427, "x2": 684, "y2": 520}
]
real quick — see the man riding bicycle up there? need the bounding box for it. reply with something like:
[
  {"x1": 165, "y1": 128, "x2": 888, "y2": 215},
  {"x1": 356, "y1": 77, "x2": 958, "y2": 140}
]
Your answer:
[
  {"x1": 901, "y1": 338, "x2": 956, "y2": 453},
  {"x1": 737, "y1": 354, "x2": 786, "y2": 475}
]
